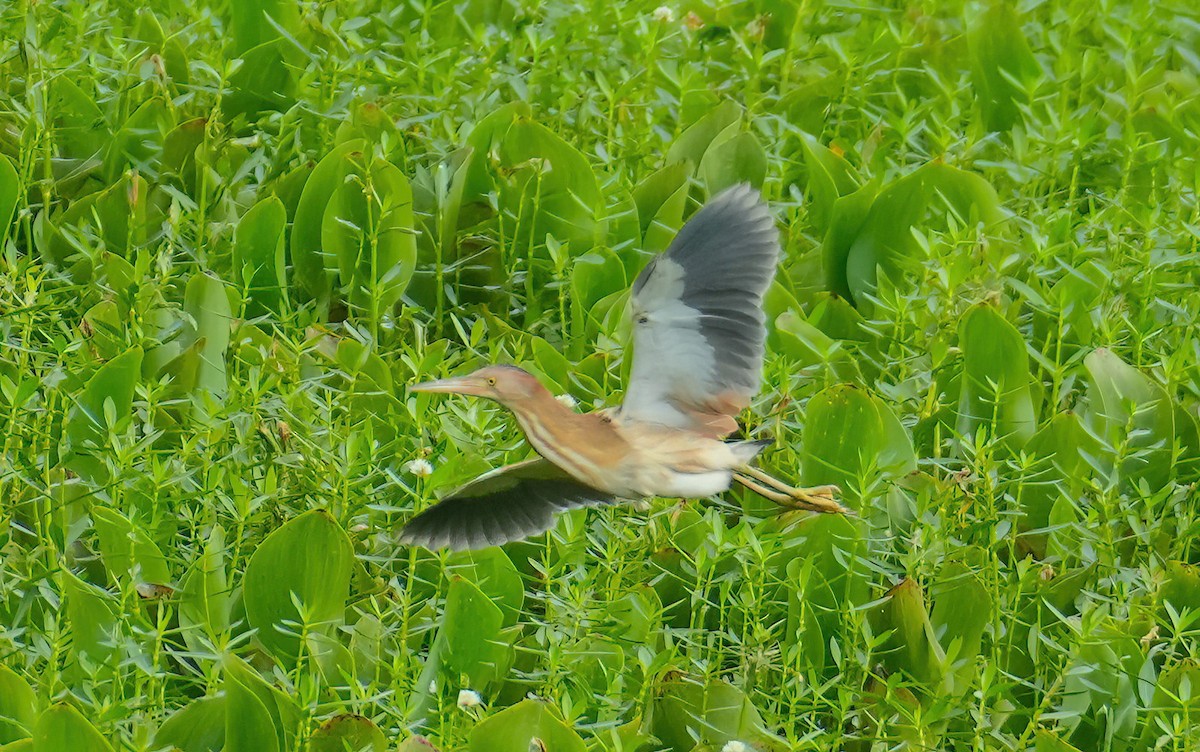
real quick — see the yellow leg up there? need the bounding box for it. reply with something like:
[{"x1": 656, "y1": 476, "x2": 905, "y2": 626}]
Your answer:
[{"x1": 733, "y1": 469, "x2": 849, "y2": 515}]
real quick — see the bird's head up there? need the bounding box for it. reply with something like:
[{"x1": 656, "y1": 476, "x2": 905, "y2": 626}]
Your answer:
[{"x1": 409, "y1": 365, "x2": 543, "y2": 406}]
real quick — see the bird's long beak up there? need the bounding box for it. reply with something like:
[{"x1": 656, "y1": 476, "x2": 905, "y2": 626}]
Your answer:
[{"x1": 409, "y1": 376, "x2": 487, "y2": 396}]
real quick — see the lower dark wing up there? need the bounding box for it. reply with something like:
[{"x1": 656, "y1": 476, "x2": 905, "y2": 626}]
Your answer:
[{"x1": 399, "y1": 458, "x2": 617, "y2": 551}]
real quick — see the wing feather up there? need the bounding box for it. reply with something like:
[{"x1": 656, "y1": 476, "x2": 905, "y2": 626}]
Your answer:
[
  {"x1": 399, "y1": 458, "x2": 616, "y2": 551},
  {"x1": 622, "y1": 184, "x2": 780, "y2": 437}
]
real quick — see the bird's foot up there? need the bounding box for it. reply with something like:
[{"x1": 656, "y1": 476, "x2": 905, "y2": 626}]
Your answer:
[{"x1": 785, "y1": 484, "x2": 849, "y2": 515}]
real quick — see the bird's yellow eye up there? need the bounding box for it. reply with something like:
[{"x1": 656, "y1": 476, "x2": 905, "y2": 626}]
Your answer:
[{"x1": 487, "y1": 377, "x2": 496, "y2": 386}]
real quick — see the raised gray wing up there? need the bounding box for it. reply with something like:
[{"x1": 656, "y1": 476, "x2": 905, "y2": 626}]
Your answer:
[
  {"x1": 399, "y1": 458, "x2": 616, "y2": 551},
  {"x1": 620, "y1": 183, "x2": 780, "y2": 437}
]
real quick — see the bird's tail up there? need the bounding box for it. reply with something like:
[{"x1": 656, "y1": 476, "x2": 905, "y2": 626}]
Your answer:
[{"x1": 731, "y1": 438, "x2": 773, "y2": 464}]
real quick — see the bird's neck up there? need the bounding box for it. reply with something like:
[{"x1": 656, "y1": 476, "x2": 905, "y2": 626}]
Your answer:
[{"x1": 505, "y1": 386, "x2": 575, "y2": 449}]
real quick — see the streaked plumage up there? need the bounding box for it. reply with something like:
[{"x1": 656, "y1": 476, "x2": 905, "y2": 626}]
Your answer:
[{"x1": 401, "y1": 184, "x2": 844, "y2": 551}]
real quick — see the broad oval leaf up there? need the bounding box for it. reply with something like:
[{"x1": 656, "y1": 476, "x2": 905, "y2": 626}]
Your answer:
[
  {"x1": 956, "y1": 303, "x2": 1037, "y2": 452},
  {"x1": 243, "y1": 510, "x2": 354, "y2": 666},
  {"x1": 33, "y1": 705, "x2": 113, "y2": 752},
  {"x1": 0, "y1": 665, "x2": 36, "y2": 743},
  {"x1": 468, "y1": 699, "x2": 586, "y2": 752},
  {"x1": 234, "y1": 196, "x2": 288, "y2": 318}
]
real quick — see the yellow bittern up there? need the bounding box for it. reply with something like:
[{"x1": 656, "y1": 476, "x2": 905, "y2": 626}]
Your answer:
[{"x1": 402, "y1": 184, "x2": 845, "y2": 551}]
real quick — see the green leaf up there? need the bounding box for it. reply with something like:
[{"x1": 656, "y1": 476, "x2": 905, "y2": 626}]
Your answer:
[
  {"x1": 800, "y1": 384, "x2": 916, "y2": 509},
  {"x1": 155, "y1": 696, "x2": 226, "y2": 752},
  {"x1": 228, "y1": 0, "x2": 301, "y2": 55},
  {"x1": 650, "y1": 673, "x2": 781, "y2": 751},
  {"x1": 92, "y1": 506, "x2": 172, "y2": 586},
  {"x1": 0, "y1": 666, "x2": 36, "y2": 744},
  {"x1": 292, "y1": 141, "x2": 364, "y2": 304},
  {"x1": 322, "y1": 157, "x2": 417, "y2": 319},
  {"x1": 308, "y1": 714, "x2": 387, "y2": 752},
  {"x1": 956, "y1": 303, "x2": 1037, "y2": 452},
  {"x1": 33, "y1": 705, "x2": 113, "y2": 752},
  {"x1": 666, "y1": 101, "x2": 741, "y2": 168},
  {"x1": 820, "y1": 180, "x2": 879, "y2": 301},
  {"x1": 842, "y1": 163, "x2": 1003, "y2": 306},
  {"x1": 699, "y1": 129, "x2": 767, "y2": 194},
  {"x1": 184, "y1": 273, "x2": 232, "y2": 398},
  {"x1": 179, "y1": 525, "x2": 231, "y2": 648},
  {"x1": 799, "y1": 133, "x2": 860, "y2": 235},
  {"x1": 0, "y1": 155, "x2": 17, "y2": 247},
  {"x1": 243, "y1": 510, "x2": 354, "y2": 667},
  {"x1": 1083, "y1": 348, "x2": 1175, "y2": 490},
  {"x1": 468, "y1": 699, "x2": 586, "y2": 752},
  {"x1": 929, "y1": 561, "x2": 991, "y2": 695},
  {"x1": 224, "y1": 39, "x2": 297, "y2": 118},
  {"x1": 61, "y1": 570, "x2": 120, "y2": 668},
  {"x1": 632, "y1": 162, "x2": 690, "y2": 254},
  {"x1": 102, "y1": 97, "x2": 174, "y2": 183},
  {"x1": 445, "y1": 548, "x2": 524, "y2": 628},
  {"x1": 234, "y1": 196, "x2": 289, "y2": 318},
  {"x1": 64, "y1": 346, "x2": 143, "y2": 483},
  {"x1": 968, "y1": 2, "x2": 1042, "y2": 132},
  {"x1": 869, "y1": 579, "x2": 945, "y2": 691},
  {"x1": 440, "y1": 575, "x2": 510, "y2": 687},
  {"x1": 224, "y1": 657, "x2": 284, "y2": 752}
]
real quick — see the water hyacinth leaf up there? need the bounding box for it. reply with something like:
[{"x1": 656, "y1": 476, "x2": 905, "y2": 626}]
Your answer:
[
  {"x1": 799, "y1": 133, "x2": 860, "y2": 235},
  {"x1": 929, "y1": 562, "x2": 991, "y2": 695},
  {"x1": 467, "y1": 699, "x2": 587, "y2": 752},
  {"x1": 292, "y1": 140, "x2": 364, "y2": 303},
  {"x1": 92, "y1": 506, "x2": 171, "y2": 586},
  {"x1": 957, "y1": 303, "x2": 1037, "y2": 452},
  {"x1": 968, "y1": 2, "x2": 1042, "y2": 132},
  {"x1": 1083, "y1": 348, "x2": 1175, "y2": 490},
  {"x1": 1161, "y1": 561, "x2": 1200, "y2": 616},
  {"x1": 33, "y1": 705, "x2": 113, "y2": 752},
  {"x1": 63, "y1": 346, "x2": 143, "y2": 483},
  {"x1": 322, "y1": 158, "x2": 417, "y2": 319},
  {"x1": 184, "y1": 272, "x2": 232, "y2": 398},
  {"x1": 0, "y1": 666, "x2": 36, "y2": 743},
  {"x1": 440, "y1": 575, "x2": 509, "y2": 684},
  {"x1": 869, "y1": 579, "x2": 945, "y2": 690},
  {"x1": 800, "y1": 384, "x2": 916, "y2": 508},
  {"x1": 61, "y1": 570, "x2": 120, "y2": 667},
  {"x1": 842, "y1": 163, "x2": 1003, "y2": 306},
  {"x1": 699, "y1": 129, "x2": 767, "y2": 194},
  {"x1": 179, "y1": 525, "x2": 231, "y2": 647},
  {"x1": 1135, "y1": 659, "x2": 1200, "y2": 750},
  {"x1": 445, "y1": 548, "x2": 524, "y2": 628},
  {"x1": 821, "y1": 181, "x2": 879, "y2": 301},
  {"x1": 223, "y1": 38, "x2": 297, "y2": 118},
  {"x1": 632, "y1": 162, "x2": 690, "y2": 253},
  {"x1": 498, "y1": 118, "x2": 604, "y2": 251},
  {"x1": 1034, "y1": 730, "x2": 1084, "y2": 752},
  {"x1": 49, "y1": 78, "x2": 110, "y2": 161},
  {"x1": 243, "y1": 510, "x2": 354, "y2": 667},
  {"x1": 103, "y1": 97, "x2": 173, "y2": 182},
  {"x1": 308, "y1": 714, "x2": 387, "y2": 752},
  {"x1": 0, "y1": 155, "x2": 17, "y2": 245},
  {"x1": 224, "y1": 658, "x2": 282, "y2": 752},
  {"x1": 154, "y1": 696, "x2": 226, "y2": 752},
  {"x1": 234, "y1": 196, "x2": 288, "y2": 318},
  {"x1": 228, "y1": 0, "x2": 301, "y2": 55},
  {"x1": 650, "y1": 673, "x2": 780, "y2": 751},
  {"x1": 1014, "y1": 412, "x2": 1098, "y2": 557},
  {"x1": 396, "y1": 736, "x2": 440, "y2": 751},
  {"x1": 335, "y1": 102, "x2": 402, "y2": 156},
  {"x1": 665, "y1": 101, "x2": 740, "y2": 168},
  {"x1": 82, "y1": 300, "x2": 125, "y2": 361}
]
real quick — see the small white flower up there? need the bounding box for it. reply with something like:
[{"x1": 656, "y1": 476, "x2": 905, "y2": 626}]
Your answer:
[
  {"x1": 457, "y1": 688, "x2": 483, "y2": 710},
  {"x1": 405, "y1": 458, "x2": 434, "y2": 478},
  {"x1": 722, "y1": 742, "x2": 751, "y2": 752},
  {"x1": 428, "y1": 680, "x2": 437, "y2": 693},
  {"x1": 652, "y1": 5, "x2": 675, "y2": 23},
  {"x1": 555, "y1": 393, "x2": 578, "y2": 409}
]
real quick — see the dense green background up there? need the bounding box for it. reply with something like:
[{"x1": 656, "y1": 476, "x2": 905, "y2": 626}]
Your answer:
[{"x1": 2, "y1": 0, "x2": 1200, "y2": 750}]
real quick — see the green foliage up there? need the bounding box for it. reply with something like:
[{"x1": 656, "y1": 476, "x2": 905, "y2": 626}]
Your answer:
[{"x1": 2, "y1": 0, "x2": 1199, "y2": 750}]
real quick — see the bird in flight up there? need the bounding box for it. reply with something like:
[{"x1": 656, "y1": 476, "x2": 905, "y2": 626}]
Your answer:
[{"x1": 402, "y1": 184, "x2": 845, "y2": 551}]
